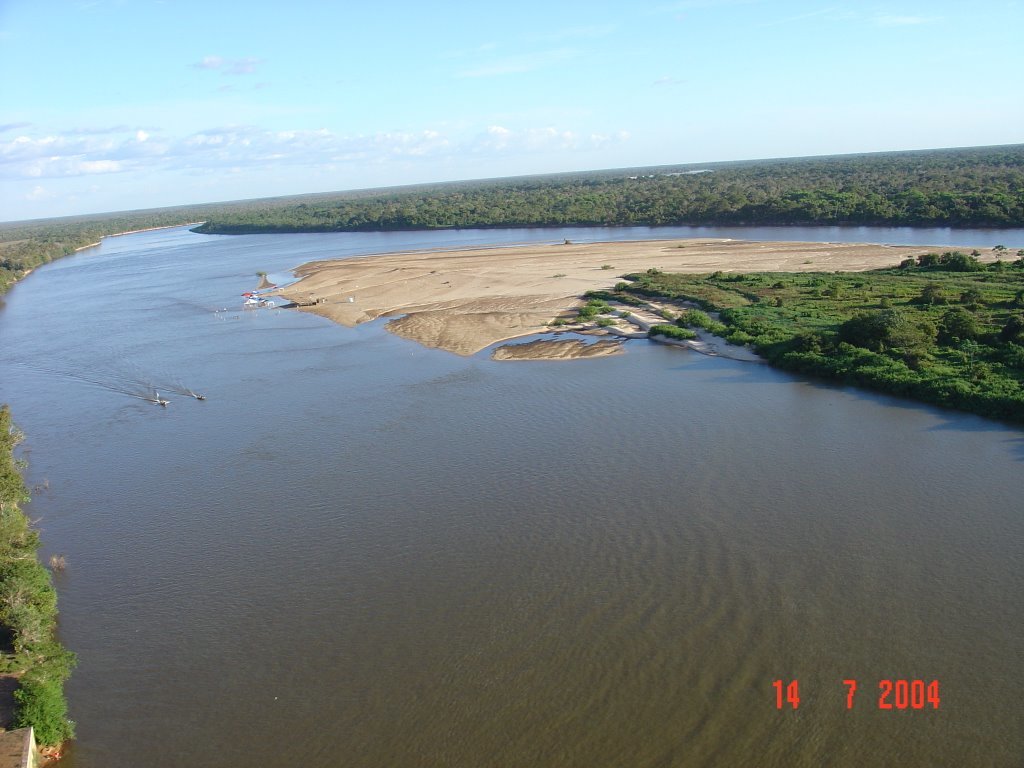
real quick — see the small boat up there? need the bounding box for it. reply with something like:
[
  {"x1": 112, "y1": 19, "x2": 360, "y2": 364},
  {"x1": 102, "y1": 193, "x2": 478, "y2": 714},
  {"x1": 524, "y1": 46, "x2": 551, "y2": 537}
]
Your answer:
[{"x1": 193, "y1": 393, "x2": 206, "y2": 401}]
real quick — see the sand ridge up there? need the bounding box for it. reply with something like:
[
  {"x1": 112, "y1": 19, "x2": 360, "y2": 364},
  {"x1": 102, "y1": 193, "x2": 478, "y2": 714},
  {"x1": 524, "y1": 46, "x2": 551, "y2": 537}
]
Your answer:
[{"x1": 278, "y1": 238, "x2": 993, "y2": 357}]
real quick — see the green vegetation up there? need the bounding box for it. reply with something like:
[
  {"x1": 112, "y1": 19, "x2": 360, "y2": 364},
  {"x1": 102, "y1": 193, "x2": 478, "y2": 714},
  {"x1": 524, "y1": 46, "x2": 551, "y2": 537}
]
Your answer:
[
  {"x1": 611, "y1": 258, "x2": 1024, "y2": 424},
  {"x1": 649, "y1": 324, "x2": 698, "y2": 341},
  {"x1": 193, "y1": 145, "x2": 1024, "y2": 234},
  {"x1": 576, "y1": 298, "x2": 615, "y2": 321},
  {"x1": 4, "y1": 144, "x2": 1022, "y2": 295},
  {"x1": 676, "y1": 308, "x2": 729, "y2": 336},
  {"x1": 0, "y1": 406, "x2": 75, "y2": 745}
]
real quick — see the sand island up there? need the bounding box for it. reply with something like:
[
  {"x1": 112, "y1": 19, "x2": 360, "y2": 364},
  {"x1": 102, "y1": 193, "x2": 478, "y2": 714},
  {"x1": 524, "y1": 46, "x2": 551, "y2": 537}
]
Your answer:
[{"x1": 278, "y1": 238, "x2": 995, "y2": 359}]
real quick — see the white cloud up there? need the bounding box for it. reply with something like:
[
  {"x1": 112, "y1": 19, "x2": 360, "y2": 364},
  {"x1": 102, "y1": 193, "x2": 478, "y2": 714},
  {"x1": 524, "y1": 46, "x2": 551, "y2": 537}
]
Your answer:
[
  {"x1": 195, "y1": 55, "x2": 223, "y2": 70},
  {"x1": 0, "y1": 122, "x2": 629, "y2": 182},
  {"x1": 0, "y1": 129, "x2": 163, "y2": 178},
  {"x1": 226, "y1": 57, "x2": 260, "y2": 75},
  {"x1": 78, "y1": 159, "x2": 121, "y2": 173},
  {"x1": 25, "y1": 184, "x2": 51, "y2": 201},
  {"x1": 64, "y1": 125, "x2": 131, "y2": 135},
  {"x1": 192, "y1": 55, "x2": 263, "y2": 75}
]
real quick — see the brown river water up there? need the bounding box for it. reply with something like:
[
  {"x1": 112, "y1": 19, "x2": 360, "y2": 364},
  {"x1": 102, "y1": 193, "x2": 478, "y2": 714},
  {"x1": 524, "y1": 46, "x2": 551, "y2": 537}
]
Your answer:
[{"x1": 0, "y1": 225, "x2": 1021, "y2": 767}]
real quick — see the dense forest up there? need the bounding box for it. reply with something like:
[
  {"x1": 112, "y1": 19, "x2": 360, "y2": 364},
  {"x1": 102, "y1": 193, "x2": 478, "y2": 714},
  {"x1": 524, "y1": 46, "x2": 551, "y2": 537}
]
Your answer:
[
  {"x1": 2, "y1": 144, "x2": 1022, "y2": 294},
  {"x1": 595, "y1": 251, "x2": 1024, "y2": 424},
  {"x1": 192, "y1": 144, "x2": 1024, "y2": 234}
]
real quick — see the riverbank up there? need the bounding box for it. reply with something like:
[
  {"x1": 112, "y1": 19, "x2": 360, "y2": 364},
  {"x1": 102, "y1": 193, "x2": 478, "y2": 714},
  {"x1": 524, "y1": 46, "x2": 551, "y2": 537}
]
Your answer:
[
  {"x1": 1, "y1": 221, "x2": 207, "y2": 295},
  {"x1": 106, "y1": 222, "x2": 203, "y2": 238},
  {"x1": 0, "y1": 407, "x2": 76, "y2": 752},
  {"x1": 279, "y1": 238, "x2": 996, "y2": 356},
  {"x1": 72, "y1": 223, "x2": 204, "y2": 255},
  {"x1": 613, "y1": 260, "x2": 1024, "y2": 423}
]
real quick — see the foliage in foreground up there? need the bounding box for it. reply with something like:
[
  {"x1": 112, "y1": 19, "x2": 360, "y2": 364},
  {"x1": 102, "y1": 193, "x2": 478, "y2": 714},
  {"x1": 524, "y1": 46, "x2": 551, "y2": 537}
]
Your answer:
[
  {"x1": 612, "y1": 255, "x2": 1024, "y2": 424},
  {"x1": 0, "y1": 406, "x2": 75, "y2": 745}
]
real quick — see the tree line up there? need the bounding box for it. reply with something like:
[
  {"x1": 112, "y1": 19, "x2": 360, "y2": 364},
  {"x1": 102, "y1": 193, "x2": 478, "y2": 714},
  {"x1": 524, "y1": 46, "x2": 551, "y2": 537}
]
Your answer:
[
  {"x1": 193, "y1": 144, "x2": 1024, "y2": 234},
  {"x1": 3, "y1": 144, "x2": 1022, "y2": 295}
]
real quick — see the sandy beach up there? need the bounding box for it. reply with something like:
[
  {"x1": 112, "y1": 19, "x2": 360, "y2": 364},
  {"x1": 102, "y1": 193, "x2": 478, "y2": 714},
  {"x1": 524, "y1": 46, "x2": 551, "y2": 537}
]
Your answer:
[{"x1": 279, "y1": 238, "x2": 994, "y2": 358}]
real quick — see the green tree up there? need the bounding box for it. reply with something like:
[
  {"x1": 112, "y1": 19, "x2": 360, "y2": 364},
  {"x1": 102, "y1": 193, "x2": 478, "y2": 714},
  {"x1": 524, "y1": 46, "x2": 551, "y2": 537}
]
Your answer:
[
  {"x1": 839, "y1": 310, "x2": 900, "y2": 350},
  {"x1": 917, "y1": 283, "x2": 947, "y2": 305},
  {"x1": 13, "y1": 677, "x2": 74, "y2": 745},
  {"x1": 1000, "y1": 314, "x2": 1024, "y2": 344},
  {"x1": 939, "y1": 307, "x2": 979, "y2": 343},
  {"x1": 959, "y1": 288, "x2": 984, "y2": 308}
]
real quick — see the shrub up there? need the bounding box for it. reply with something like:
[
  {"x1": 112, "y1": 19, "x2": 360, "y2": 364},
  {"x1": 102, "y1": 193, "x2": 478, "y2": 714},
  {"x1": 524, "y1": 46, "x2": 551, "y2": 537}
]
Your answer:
[
  {"x1": 960, "y1": 288, "x2": 984, "y2": 308},
  {"x1": 939, "y1": 307, "x2": 979, "y2": 344},
  {"x1": 917, "y1": 283, "x2": 947, "y2": 305},
  {"x1": 839, "y1": 311, "x2": 897, "y2": 350},
  {"x1": 677, "y1": 309, "x2": 728, "y2": 335},
  {"x1": 726, "y1": 330, "x2": 756, "y2": 345},
  {"x1": 649, "y1": 324, "x2": 696, "y2": 341},
  {"x1": 1000, "y1": 315, "x2": 1024, "y2": 344},
  {"x1": 13, "y1": 677, "x2": 74, "y2": 745},
  {"x1": 940, "y1": 251, "x2": 983, "y2": 272}
]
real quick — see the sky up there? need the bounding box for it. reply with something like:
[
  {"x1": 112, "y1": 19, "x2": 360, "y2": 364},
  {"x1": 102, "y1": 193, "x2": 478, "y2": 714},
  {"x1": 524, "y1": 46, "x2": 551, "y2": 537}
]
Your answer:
[{"x1": 1, "y1": 0, "x2": 1022, "y2": 221}]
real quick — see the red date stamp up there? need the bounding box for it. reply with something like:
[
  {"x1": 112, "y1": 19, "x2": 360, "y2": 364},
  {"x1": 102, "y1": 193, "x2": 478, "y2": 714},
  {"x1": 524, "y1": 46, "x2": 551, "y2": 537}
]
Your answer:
[{"x1": 773, "y1": 679, "x2": 940, "y2": 710}]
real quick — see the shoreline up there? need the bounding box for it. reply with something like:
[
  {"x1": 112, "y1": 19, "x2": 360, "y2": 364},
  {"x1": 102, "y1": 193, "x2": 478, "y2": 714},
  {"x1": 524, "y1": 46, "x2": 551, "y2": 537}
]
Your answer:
[
  {"x1": 278, "y1": 237, "x2": 1001, "y2": 358},
  {"x1": 106, "y1": 222, "x2": 204, "y2": 238},
  {"x1": 4, "y1": 222, "x2": 205, "y2": 293},
  {"x1": 75, "y1": 222, "x2": 205, "y2": 254}
]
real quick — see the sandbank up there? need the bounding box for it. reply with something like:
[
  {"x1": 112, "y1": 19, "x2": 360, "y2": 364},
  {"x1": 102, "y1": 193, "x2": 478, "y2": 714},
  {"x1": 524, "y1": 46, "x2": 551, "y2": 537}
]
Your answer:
[
  {"x1": 279, "y1": 238, "x2": 997, "y2": 357},
  {"x1": 492, "y1": 337, "x2": 624, "y2": 361}
]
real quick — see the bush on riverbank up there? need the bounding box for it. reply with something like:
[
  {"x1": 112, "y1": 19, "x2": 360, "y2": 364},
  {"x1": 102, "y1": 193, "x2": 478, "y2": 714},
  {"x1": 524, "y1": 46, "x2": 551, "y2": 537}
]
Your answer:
[
  {"x1": 622, "y1": 261, "x2": 1024, "y2": 424},
  {"x1": 0, "y1": 406, "x2": 75, "y2": 746},
  {"x1": 649, "y1": 324, "x2": 698, "y2": 341}
]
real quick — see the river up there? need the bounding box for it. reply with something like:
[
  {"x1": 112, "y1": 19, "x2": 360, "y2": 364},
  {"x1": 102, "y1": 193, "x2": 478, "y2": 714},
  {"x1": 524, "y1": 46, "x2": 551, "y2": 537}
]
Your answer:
[{"x1": 0, "y1": 225, "x2": 1022, "y2": 767}]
